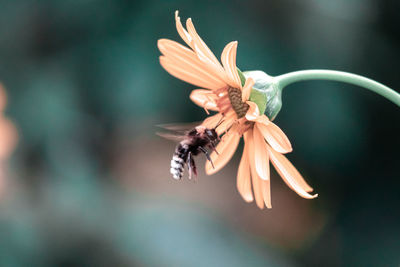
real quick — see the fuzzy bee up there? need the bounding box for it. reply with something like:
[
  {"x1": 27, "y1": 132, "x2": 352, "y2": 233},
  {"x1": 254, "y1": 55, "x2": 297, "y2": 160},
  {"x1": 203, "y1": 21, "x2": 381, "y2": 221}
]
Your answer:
[{"x1": 157, "y1": 121, "x2": 223, "y2": 180}]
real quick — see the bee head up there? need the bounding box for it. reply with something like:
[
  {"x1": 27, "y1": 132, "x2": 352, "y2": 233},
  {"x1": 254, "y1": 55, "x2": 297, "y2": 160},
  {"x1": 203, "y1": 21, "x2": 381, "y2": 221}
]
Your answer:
[{"x1": 206, "y1": 128, "x2": 219, "y2": 142}]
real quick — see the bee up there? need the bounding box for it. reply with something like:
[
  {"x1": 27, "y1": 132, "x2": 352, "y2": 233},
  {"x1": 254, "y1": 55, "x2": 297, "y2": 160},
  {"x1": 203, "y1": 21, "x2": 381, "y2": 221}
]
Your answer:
[{"x1": 157, "y1": 120, "x2": 223, "y2": 180}]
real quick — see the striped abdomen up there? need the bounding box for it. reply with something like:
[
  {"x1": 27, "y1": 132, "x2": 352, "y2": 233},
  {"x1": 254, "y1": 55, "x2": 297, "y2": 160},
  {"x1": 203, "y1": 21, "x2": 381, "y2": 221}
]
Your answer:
[{"x1": 170, "y1": 143, "x2": 188, "y2": 180}]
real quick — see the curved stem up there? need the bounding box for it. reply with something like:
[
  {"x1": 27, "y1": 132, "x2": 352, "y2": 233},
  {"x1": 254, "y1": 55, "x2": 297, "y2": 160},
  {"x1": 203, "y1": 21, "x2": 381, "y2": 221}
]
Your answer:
[{"x1": 275, "y1": 69, "x2": 400, "y2": 107}]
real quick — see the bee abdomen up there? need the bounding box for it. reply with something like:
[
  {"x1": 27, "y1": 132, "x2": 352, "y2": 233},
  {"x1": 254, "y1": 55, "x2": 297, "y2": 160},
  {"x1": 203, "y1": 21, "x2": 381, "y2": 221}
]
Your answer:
[{"x1": 170, "y1": 153, "x2": 185, "y2": 180}]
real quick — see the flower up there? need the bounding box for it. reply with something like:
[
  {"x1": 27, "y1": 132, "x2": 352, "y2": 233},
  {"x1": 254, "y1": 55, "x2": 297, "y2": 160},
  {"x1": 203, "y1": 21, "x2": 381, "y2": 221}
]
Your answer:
[{"x1": 158, "y1": 11, "x2": 317, "y2": 209}]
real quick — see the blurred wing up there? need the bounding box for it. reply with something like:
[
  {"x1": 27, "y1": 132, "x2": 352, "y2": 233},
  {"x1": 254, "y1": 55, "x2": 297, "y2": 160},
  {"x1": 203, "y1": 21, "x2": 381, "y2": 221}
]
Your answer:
[
  {"x1": 156, "y1": 121, "x2": 202, "y2": 133},
  {"x1": 156, "y1": 132, "x2": 185, "y2": 142}
]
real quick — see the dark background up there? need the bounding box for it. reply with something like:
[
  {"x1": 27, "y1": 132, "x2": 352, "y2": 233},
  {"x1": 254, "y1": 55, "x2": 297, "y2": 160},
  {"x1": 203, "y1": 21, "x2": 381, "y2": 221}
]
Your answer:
[{"x1": 0, "y1": 0, "x2": 399, "y2": 266}]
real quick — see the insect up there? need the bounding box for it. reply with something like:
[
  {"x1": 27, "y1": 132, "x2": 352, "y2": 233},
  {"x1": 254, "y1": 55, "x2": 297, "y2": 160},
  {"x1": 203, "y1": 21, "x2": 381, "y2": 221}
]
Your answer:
[{"x1": 157, "y1": 120, "x2": 223, "y2": 180}]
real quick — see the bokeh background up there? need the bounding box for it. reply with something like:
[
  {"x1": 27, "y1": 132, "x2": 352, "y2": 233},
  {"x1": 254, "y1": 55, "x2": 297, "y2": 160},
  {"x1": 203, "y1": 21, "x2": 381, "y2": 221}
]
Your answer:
[{"x1": 0, "y1": 0, "x2": 399, "y2": 266}]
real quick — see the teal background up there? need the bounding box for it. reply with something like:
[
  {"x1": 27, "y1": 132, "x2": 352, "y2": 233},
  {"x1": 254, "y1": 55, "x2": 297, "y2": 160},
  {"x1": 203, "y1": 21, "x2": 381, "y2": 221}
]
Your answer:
[{"x1": 0, "y1": 0, "x2": 399, "y2": 266}]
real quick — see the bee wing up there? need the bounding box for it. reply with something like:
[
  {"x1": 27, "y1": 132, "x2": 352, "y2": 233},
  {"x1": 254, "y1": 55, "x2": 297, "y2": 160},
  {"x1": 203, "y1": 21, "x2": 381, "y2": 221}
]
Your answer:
[
  {"x1": 156, "y1": 132, "x2": 185, "y2": 142},
  {"x1": 156, "y1": 121, "x2": 203, "y2": 133}
]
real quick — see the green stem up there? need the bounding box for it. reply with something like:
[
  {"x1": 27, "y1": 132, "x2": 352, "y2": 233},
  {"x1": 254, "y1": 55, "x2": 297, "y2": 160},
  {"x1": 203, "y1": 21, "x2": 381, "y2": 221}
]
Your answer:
[{"x1": 275, "y1": 69, "x2": 400, "y2": 107}]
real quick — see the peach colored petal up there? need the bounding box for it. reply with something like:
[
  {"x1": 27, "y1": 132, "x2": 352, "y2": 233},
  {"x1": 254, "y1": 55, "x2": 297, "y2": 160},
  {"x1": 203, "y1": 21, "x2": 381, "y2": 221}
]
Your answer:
[
  {"x1": 172, "y1": 12, "x2": 229, "y2": 87},
  {"x1": 245, "y1": 106, "x2": 272, "y2": 126},
  {"x1": 262, "y1": 178, "x2": 272, "y2": 209},
  {"x1": 158, "y1": 39, "x2": 227, "y2": 89},
  {"x1": 216, "y1": 111, "x2": 236, "y2": 135},
  {"x1": 254, "y1": 114, "x2": 270, "y2": 125},
  {"x1": 251, "y1": 170, "x2": 265, "y2": 209},
  {"x1": 190, "y1": 89, "x2": 219, "y2": 111},
  {"x1": 245, "y1": 101, "x2": 260, "y2": 121},
  {"x1": 253, "y1": 126, "x2": 270, "y2": 180},
  {"x1": 242, "y1": 78, "x2": 254, "y2": 102},
  {"x1": 202, "y1": 113, "x2": 223, "y2": 129},
  {"x1": 256, "y1": 122, "x2": 292, "y2": 154},
  {"x1": 160, "y1": 56, "x2": 224, "y2": 90},
  {"x1": 245, "y1": 130, "x2": 264, "y2": 209},
  {"x1": 268, "y1": 146, "x2": 317, "y2": 198},
  {"x1": 185, "y1": 18, "x2": 224, "y2": 72},
  {"x1": 175, "y1": 11, "x2": 192, "y2": 48},
  {"x1": 221, "y1": 41, "x2": 242, "y2": 89},
  {"x1": 206, "y1": 128, "x2": 240, "y2": 175},
  {"x1": 237, "y1": 140, "x2": 253, "y2": 202}
]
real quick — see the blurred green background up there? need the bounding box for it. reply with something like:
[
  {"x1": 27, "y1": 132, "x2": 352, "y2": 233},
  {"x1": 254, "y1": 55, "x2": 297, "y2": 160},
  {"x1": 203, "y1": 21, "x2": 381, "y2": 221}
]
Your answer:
[{"x1": 0, "y1": 0, "x2": 399, "y2": 266}]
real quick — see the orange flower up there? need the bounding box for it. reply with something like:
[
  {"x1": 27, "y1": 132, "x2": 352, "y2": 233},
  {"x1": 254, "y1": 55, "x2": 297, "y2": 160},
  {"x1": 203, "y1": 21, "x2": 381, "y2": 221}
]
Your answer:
[{"x1": 158, "y1": 12, "x2": 317, "y2": 209}]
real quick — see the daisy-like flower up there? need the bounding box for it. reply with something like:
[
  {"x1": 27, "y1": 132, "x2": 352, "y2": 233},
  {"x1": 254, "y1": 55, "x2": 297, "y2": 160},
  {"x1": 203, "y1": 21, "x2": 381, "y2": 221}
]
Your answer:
[{"x1": 158, "y1": 11, "x2": 317, "y2": 209}]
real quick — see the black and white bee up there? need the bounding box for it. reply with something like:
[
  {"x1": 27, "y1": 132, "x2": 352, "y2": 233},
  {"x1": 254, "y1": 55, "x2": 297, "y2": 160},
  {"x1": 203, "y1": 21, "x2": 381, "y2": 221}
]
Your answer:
[{"x1": 157, "y1": 121, "x2": 222, "y2": 180}]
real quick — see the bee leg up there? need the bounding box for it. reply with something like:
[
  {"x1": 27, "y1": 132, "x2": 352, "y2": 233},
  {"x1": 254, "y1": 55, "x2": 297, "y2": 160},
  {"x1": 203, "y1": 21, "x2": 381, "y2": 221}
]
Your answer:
[
  {"x1": 209, "y1": 142, "x2": 219, "y2": 155},
  {"x1": 187, "y1": 152, "x2": 193, "y2": 180},
  {"x1": 187, "y1": 152, "x2": 197, "y2": 180},
  {"x1": 190, "y1": 154, "x2": 197, "y2": 179},
  {"x1": 199, "y1": 146, "x2": 215, "y2": 169}
]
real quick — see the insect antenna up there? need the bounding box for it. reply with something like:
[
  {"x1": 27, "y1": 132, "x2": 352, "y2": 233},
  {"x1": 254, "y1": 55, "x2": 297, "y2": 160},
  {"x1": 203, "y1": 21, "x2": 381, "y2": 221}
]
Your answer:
[{"x1": 214, "y1": 116, "x2": 225, "y2": 130}]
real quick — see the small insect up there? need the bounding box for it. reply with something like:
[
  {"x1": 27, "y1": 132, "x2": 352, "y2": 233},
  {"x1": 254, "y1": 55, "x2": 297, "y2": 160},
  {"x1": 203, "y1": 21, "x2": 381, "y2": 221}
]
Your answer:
[{"x1": 157, "y1": 120, "x2": 223, "y2": 180}]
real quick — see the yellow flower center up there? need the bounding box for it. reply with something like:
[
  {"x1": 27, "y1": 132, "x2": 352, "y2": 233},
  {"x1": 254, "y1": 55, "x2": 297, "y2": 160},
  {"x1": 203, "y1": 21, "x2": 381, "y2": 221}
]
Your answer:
[{"x1": 227, "y1": 87, "x2": 249, "y2": 118}]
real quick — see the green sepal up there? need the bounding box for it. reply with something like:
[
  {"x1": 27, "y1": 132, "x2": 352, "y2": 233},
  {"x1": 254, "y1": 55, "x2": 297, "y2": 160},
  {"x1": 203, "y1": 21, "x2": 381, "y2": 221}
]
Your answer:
[
  {"x1": 242, "y1": 70, "x2": 282, "y2": 120},
  {"x1": 237, "y1": 68, "x2": 246, "y2": 87},
  {"x1": 237, "y1": 68, "x2": 266, "y2": 114},
  {"x1": 249, "y1": 88, "x2": 267, "y2": 115}
]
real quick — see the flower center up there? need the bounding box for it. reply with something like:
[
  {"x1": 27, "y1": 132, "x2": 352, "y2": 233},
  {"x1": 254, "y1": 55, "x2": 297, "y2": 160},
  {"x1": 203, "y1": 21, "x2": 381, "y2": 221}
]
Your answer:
[{"x1": 227, "y1": 87, "x2": 249, "y2": 118}]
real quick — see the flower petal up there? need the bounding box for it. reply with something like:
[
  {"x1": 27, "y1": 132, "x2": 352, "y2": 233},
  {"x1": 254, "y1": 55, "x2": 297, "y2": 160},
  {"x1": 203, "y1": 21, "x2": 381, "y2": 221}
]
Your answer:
[
  {"x1": 206, "y1": 127, "x2": 240, "y2": 175},
  {"x1": 242, "y1": 78, "x2": 254, "y2": 102},
  {"x1": 158, "y1": 39, "x2": 227, "y2": 89},
  {"x1": 245, "y1": 101, "x2": 260, "y2": 121},
  {"x1": 221, "y1": 41, "x2": 242, "y2": 89},
  {"x1": 190, "y1": 89, "x2": 219, "y2": 111},
  {"x1": 216, "y1": 111, "x2": 236, "y2": 135},
  {"x1": 160, "y1": 56, "x2": 223, "y2": 90},
  {"x1": 175, "y1": 11, "x2": 192, "y2": 48},
  {"x1": 237, "y1": 140, "x2": 253, "y2": 202},
  {"x1": 254, "y1": 114, "x2": 270, "y2": 125},
  {"x1": 253, "y1": 126, "x2": 270, "y2": 181},
  {"x1": 268, "y1": 146, "x2": 317, "y2": 198},
  {"x1": 202, "y1": 113, "x2": 223, "y2": 129},
  {"x1": 256, "y1": 122, "x2": 292, "y2": 154},
  {"x1": 185, "y1": 18, "x2": 224, "y2": 73},
  {"x1": 262, "y1": 178, "x2": 272, "y2": 209},
  {"x1": 245, "y1": 129, "x2": 264, "y2": 209}
]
